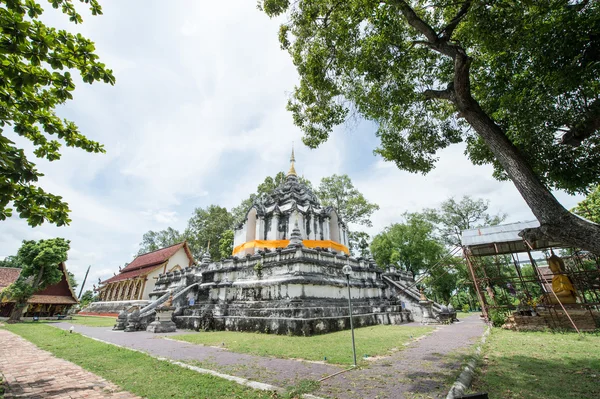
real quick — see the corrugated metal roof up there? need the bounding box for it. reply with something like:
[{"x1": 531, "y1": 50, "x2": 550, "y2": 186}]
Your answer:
[
  {"x1": 461, "y1": 220, "x2": 540, "y2": 247},
  {"x1": 461, "y1": 220, "x2": 565, "y2": 256}
]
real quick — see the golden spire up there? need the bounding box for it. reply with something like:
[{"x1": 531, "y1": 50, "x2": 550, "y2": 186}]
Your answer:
[{"x1": 287, "y1": 144, "x2": 297, "y2": 176}]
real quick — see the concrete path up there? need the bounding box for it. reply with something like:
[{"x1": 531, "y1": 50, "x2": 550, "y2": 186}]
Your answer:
[
  {"x1": 0, "y1": 329, "x2": 139, "y2": 399},
  {"x1": 53, "y1": 322, "x2": 340, "y2": 388},
  {"x1": 317, "y1": 315, "x2": 485, "y2": 399},
  {"x1": 54, "y1": 315, "x2": 485, "y2": 399}
]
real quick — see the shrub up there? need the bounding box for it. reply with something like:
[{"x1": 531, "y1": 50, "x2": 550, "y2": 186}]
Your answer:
[
  {"x1": 488, "y1": 309, "x2": 507, "y2": 327},
  {"x1": 462, "y1": 304, "x2": 470, "y2": 313}
]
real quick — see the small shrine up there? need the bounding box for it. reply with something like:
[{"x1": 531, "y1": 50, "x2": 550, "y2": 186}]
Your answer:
[{"x1": 462, "y1": 221, "x2": 600, "y2": 332}]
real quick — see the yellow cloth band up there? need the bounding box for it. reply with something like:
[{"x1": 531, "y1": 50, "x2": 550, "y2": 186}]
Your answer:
[{"x1": 233, "y1": 239, "x2": 349, "y2": 255}]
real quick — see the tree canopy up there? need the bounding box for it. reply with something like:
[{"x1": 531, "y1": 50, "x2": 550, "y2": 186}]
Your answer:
[
  {"x1": 572, "y1": 185, "x2": 600, "y2": 224},
  {"x1": 370, "y1": 213, "x2": 444, "y2": 277},
  {"x1": 0, "y1": 255, "x2": 22, "y2": 268},
  {"x1": 0, "y1": 0, "x2": 115, "y2": 227},
  {"x1": 260, "y1": 0, "x2": 600, "y2": 254},
  {"x1": 138, "y1": 227, "x2": 185, "y2": 255},
  {"x1": 1, "y1": 237, "x2": 70, "y2": 321},
  {"x1": 185, "y1": 205, "x2": 234, "y2": 261},
  {"x1": 425, "y1": 196, "x2": 506, "y2": 247}
]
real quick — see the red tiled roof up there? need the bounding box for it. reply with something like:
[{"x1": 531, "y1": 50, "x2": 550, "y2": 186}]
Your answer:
[
  {"x1": 28, "y1": 294, "x2": 78, "y2": 305},
  {"x1": 0, "y1": 267, "x2": 22, "y2": 291},
  {"x1": 121, "y1": 242, "x2": 187, "y2": 273},
  {"x1": 101, "y1": 263, "x2": 164, "y2": 284}
]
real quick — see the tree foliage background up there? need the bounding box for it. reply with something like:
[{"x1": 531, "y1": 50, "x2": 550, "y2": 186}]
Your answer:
[{"x1": 0, "y1": 0, "x2": 115, "y2": 227}]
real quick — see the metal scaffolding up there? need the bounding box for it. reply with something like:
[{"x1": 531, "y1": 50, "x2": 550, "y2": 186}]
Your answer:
[{"x1": 461, "y1": 220, "x2": 600, "y2": 331}]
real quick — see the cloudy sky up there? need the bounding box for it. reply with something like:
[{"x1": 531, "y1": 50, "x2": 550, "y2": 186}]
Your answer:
[{"x1": 0, "y1": 1, "x2": 583, "y2": 292}]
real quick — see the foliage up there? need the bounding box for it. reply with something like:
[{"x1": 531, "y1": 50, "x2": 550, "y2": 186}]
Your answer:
[
  {"x1": 186, "y1": 205, "x2": 234, "y2": 261},
  {"x1": 347, "y1": 230, "x2": 370, "y2": 257},
  {"x1": 471, "y1": 329, "x2": 600, "y2": 399},
  {"x1": 2, "y1": 323, "x2": 277, "y2": 399},
  {"x1": 67, "y1": 270, "x2": 77, "y2": 289},
  {"x1": 173, "y1": 324, "x2": 434, "y2": 366},
  {"x1": 138, "y1": 227, "x2": 184, "y2": 255},
  {"x1": 316, "y1": 174, "x2": 379, "y2": 227},
  {"x1": 0, "y1": 0, "x2": 115, "y2": 227},
  {"x1": 370, "y1": 213, "x2": 444, "y2": 276},
  {"x1": 218, "y1": 229, "x2": 234, "y2": 259},
  {"x1": 487, "y1": 308, "x2": 507, "y2": 328},
  {"x1": 78, "y1": 290, "x2": 96, "y2": 308},
  {"x1": 260, "y1": 0, "x2": 599, "y2": 194},
  {"x1": 0, "y1": 255, "x2": 22, "y2": 268},
  {"x1": 461, "y1": 303, "x2": 470, "y2": 313},
  {"x1": 425, "y1": 196, "x2": 506, "y2": 247},
  {"x1": 421, "y1": 256, "x2": 463, "y2": 303},
  {"x1": 316, "y1": 174, "x2": 378, "y2": 255},
  {"x1": 572, "y1": 185, "x2": 600, "y2": 224},
  {"x1": 1, "y1": 238, "x2": 70, "y2": 321}
]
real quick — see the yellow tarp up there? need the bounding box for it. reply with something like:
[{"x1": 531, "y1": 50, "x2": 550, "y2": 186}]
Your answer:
[{"x1": 233, "y1": 239, "x2": 349, "y2": 255}]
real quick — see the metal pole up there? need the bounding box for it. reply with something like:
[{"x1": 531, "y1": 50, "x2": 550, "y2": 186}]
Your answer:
[
  {"x1": 78, "y1": 265, "x2": 91, "y2": 299},
  {"x1": 346, "y1": 274, "x2": 357, "y2": 367}
]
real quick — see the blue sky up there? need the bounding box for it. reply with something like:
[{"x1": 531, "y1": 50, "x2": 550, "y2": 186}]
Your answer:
[{"x1": 0, "y1": 1, "x2": 583, "y2": 293}]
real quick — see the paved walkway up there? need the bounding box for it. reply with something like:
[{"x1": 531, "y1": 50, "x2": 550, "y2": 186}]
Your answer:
[
  {"x1": 0, "y1": 329, "x2": 139, "y2": 399},
  {"x1": 54, "y1": 315, "x2": 485, "y2": 399}
]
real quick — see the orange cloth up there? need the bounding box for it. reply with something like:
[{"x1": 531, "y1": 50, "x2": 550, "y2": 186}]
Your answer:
[{"x1": 233, "y1": 239, "x2": 349, "y2": 255}]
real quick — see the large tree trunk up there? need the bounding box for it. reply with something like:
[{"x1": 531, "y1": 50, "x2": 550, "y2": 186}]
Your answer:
[
  {"x1": 453, "y1": 53, "x2": 600, "y2": 254},
  {"x1": 7, "y1": 301, "x2": 26, "y2": 323}
]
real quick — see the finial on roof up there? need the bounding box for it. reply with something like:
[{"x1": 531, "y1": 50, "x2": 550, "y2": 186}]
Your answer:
[{"x1": 287, "y1": 144, "x2": 297, "y2": 177}]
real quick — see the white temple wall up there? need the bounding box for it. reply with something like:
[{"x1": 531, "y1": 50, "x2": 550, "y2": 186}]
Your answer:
[
  {"x1": 268, "y1": 214, "x2": 279, "y2": 240},
  {"x1": 234, "y1": 227, "x2": 245, "y2": 248},
  {"x1": 167, "y1": 248, "x2": 192, "y2": 270},
  {"x1": 143, "y1": 267, "x2": 165, "y2": 300},
  {"x1": 329, "y1": 213, "x2": 340, "y2": 243}
]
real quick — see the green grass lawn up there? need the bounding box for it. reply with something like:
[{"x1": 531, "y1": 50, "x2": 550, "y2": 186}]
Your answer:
[
  {"x1": 2, "y1": 323, "x2": 278, "y2": 399},
  {"x1": 173, "y1": 325, "x2": 435, "y2": 365},
  {"x1": 65, "y1": 315, "x2": 116, "y2": 327},
  {"x1": 470, "y1": 329, "x2": 600, "y2": 399},
  {"x1": 34, "y1": 315, "x2": 116, "y2": 327}
]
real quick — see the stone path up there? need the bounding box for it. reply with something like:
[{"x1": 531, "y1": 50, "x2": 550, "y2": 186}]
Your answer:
[
  {"x1": 53, "y1": 315, "x2": 485, "y2": 399},
  {"x1": 0, "y1": 329, "x2": 139, "y2": 399}
]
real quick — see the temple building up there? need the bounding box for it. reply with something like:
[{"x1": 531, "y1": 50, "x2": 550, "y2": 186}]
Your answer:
[
  {"x1": 90, "y1": 151, "x2": 448, "y2": 335},
  {"x1": 233, "y1": 149, "x2": 349, "y2": 256},
  {"x1": 0, "y1": 263, "x2": 78, "y2": 318},
  {"x1": 95, "y1": 242, "x2": 194, "y2": 305}
]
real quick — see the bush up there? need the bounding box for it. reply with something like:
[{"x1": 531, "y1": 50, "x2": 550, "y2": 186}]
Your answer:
[
  {"x1": 488, "y1": 309, "x2": 507, "y2": 327},
  {"x1": 462, "y1": 304, "x2": 470, "y2": 313}
]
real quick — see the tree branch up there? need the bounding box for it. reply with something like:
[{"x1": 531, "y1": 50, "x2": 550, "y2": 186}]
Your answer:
[
  {"x1": 560, "y1": 98, "x2": 600, "y2": 146},
  {"x1": 390, "y1": 0, "x2": 458, "y2": 57},
  {"x1": 392, "y1": 0, "x2": 438, "y2": 43},
  {"x1": 440, "y1": 1, "x2": 471, "y2": 40},
  {"x1": 423, "y1": 87, "x2": 456, "y2": 102}
]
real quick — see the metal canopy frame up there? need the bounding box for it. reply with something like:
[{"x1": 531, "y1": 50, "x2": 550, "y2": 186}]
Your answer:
[{"x1": 461, "y1": 221, "x2": 600, "y2": 331}]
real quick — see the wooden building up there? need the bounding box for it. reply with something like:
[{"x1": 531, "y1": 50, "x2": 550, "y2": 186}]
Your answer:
[{"x1": 0, "y1": 263, "x2": 79, "y2": 317}]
